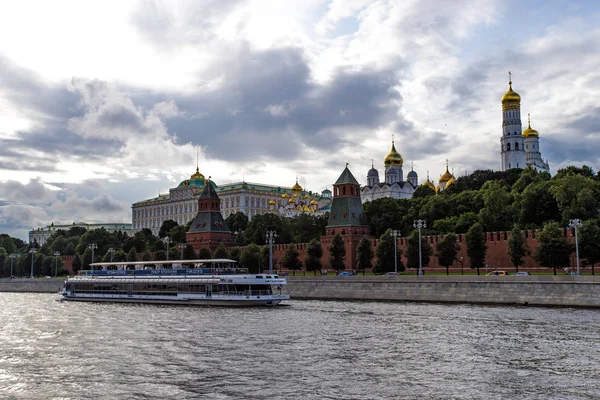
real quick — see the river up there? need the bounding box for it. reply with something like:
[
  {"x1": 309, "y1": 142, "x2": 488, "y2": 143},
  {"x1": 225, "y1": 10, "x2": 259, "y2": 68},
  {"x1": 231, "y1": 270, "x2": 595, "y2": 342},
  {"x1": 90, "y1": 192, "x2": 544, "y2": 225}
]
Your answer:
[{"x1": 0, "y1": 293, "x2": 598, "y2": 399}]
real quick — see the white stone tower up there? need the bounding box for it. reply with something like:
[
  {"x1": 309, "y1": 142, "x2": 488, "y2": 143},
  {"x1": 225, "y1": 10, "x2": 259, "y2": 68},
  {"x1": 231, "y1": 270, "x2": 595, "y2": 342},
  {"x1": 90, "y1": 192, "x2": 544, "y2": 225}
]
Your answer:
[
  {"x1": 523, "y1": 114, "x2": 550, "y2": 173},
  {"x1": 500, "y1": 72, "x2": 526, "y2": 170}
]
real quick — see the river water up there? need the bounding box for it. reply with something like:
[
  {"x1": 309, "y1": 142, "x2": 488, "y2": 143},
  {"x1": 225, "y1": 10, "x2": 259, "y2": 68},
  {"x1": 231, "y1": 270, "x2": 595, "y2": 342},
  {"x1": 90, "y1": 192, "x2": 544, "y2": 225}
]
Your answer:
[{"x1": 0, "y1": 293, "x2": 598, "y2": 399}]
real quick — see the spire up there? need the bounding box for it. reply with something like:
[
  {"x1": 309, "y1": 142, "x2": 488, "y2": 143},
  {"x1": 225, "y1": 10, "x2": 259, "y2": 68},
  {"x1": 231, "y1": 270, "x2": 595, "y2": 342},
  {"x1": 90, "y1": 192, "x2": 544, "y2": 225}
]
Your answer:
[
  {"x1": 371, "y1": 158, "x2": 374, "y2": 168},
  {"x1": 446, "y1": 159, "x2": 449, "y2": 170},
  {"x1": 528, "y1": 112, "x2": 531, "y2": 127},
  {"x1": 411, "y1": 161, "x2": 414, "y2": 171},
  {"x1": 509, "y1": 71, "x2": 512, "y2": 86},
  {"x1": 196, "y1": 146, "x2": 199, "y2": 170}
]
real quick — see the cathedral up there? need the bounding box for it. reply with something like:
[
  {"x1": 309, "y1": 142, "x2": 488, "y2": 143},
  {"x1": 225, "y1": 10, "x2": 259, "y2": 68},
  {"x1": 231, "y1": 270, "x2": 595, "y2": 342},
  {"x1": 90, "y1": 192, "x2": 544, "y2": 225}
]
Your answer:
[{"x1": 500, "y1": 73, "x2": 550, "y2": 173}]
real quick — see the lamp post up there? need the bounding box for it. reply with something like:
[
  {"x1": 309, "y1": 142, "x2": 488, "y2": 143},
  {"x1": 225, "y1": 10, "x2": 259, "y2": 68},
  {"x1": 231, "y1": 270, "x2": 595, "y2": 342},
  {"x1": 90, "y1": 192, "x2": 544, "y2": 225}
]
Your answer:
[
  {"x1": 569, "y1": 219, "x2": 583, "y2": 275},
  {"x1": 107, "y1": 247, "x2": 115, "y2": 262},
  {"x1": 53, "y1": 251, "x2": 60, "y2": 278},
  {"x1": 164, "y1": 237, "x2": 172, "y2": 261},
  {"x1": 266, "y1": 230, "x2": 277, "y2": 274},
  {"x1": 89, "y1": 243, "x2": 97, "y2": 271},
  {"x1": 389, "y1": 230, "x2": 400, "y2": 274},
  {"x1": 9, "y1": 254, "x2": 18, "y2": 278},
  {"x1": 413, "y1": 219, "x2": 427, "y2": 276},
  {"x1": 29, "y1": 248, "x2": 37, "y2": 278},
  {"x1": 178, "y1": 243, "x2": 186, "y2": 260},
  {"x1": 460, "y1": 256, "x2": 464, "y2": 276}
]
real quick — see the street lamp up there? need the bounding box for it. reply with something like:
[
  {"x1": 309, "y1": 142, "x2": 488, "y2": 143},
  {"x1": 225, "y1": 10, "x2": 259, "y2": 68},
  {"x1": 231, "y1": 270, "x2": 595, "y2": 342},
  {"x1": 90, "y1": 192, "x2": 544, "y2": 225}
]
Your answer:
[
  {"x1": 108, "y1": 247, "x2": 115, "y2": 262},
  {"x1": 29, "y1": 248, "x2": 37, "y2": 278},
  {"x1": 266, "y1": 230, "x2": 277, "y2": 274},
  {"x1": 460, "y1": 256, "x2": 464, "y2": 276},
  {"x1": 164, "y1": 237, "x2": 172, "y2": 261},
  {"x1": 389, "y1": 230, "x2": 400, "y2": 274},
  {"x1": 569, "y1": 219, "x2": 583, "y2": 275},
  {"x1": 177, "y1": 243, "x2": 186, "y2": 260},
  {"x1": 413, "y1": 219, "x2": 427, "y2": 276},
  {"x1": 89, "y1": 243, "x2": 97, "y2": 271},
  {"x1": 53, "y1": 251, "x2": 60, "y2": 278},
  {"x1": 9, "y1": 253, "x2": 18, "y2": 278}
]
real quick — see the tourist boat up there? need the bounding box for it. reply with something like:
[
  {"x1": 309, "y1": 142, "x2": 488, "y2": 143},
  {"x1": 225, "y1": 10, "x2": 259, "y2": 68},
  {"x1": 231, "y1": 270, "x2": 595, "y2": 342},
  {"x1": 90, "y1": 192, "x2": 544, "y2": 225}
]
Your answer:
[{"x1": 60, "y1": 259, "x2": 290, "y2": 306}]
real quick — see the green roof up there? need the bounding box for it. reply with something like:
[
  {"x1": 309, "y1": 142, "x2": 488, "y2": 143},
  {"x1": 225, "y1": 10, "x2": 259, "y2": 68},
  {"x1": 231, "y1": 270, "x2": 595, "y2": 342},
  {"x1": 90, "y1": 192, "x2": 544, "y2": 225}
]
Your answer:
[{"x1": 334, "y1": 166, "x2": 360, "y2": 185}]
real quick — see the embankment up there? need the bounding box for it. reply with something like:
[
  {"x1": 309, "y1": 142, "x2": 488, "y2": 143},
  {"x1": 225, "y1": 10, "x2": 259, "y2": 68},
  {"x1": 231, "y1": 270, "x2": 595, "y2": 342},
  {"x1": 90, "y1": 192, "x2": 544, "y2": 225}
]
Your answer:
[
  {"x1": 0, "y1": 278, "x2": 64, "y2": 293},
  {"x1": 284, "y1": 275, "x2": 600, "y2": 308}
]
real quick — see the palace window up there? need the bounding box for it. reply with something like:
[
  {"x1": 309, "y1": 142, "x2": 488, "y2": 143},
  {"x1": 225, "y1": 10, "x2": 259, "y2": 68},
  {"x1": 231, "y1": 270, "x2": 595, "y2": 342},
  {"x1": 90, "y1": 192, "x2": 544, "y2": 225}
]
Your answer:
[
  {"x1": 507, "y1": 143, "x2": 511, "y2": 151},
  {"x1": 515, "y1": 143, "x2": 519, "y2": 150}
]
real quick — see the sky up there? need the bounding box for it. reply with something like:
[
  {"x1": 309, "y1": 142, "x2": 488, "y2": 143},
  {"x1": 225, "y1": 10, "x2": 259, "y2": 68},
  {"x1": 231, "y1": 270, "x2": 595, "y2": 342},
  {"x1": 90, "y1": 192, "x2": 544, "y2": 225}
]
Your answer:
[{"x1": 1, "y1": 0, "x2": 599, "y2": 241}]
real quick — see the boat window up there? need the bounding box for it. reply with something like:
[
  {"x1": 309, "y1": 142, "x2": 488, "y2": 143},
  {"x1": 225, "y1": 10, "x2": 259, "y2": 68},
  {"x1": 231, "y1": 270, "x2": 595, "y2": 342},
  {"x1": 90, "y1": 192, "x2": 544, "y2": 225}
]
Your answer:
[
  {"x1": 274, "y1": 275, "x2": 278, "y2": 278},
  {"x1": 256, "y1": 276, "x2": 264, "y2": 279},
  {"x1": 266, "y1": 276, "x2": 272, "y2": 279}
]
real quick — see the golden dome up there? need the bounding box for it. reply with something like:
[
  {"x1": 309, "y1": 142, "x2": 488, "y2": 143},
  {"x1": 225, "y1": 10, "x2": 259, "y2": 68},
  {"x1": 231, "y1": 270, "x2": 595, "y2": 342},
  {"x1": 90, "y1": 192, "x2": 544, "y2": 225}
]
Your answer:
[
  {"x1": 423, "y1": 180, "x2": 436, "y2": 191},
  {"x1": 304, "y1": 194, "x2": 311, "y2": 199},
  {"x1": 288, "y1": 198, "x2": 296, "y2": 204},
  {"x1": 446, "y1": 176, "x2": 456, "y2": 188},
  {"x1": 293, "y1": 193, "x2": 300, "y2": 198},
  {"x1": 501, "y1": 73, "x2": 521, "y2": 104},
  {"x1": 384, "y1": 141, "x2": 403, "y2": 167},
  {"x1": 292, "y1": 179, "x2": 302, "y2": 192},
  {"x1": 282, "y1": 193, "x2": 290, "y2": 199},
  {"x1": 522, "y1": 114, "x2": 539, "y2": 138},
  {"x1": 190, "y1": 167, "x2": 205, "y2": 180},
  {"x1": 268, "y1": 199, "x2": 276, "y2": 206},
  {"x1": 310, "y1": 199, "x2": 318, "y2": 205},
  {"x1": 435, "y1": 184, "x2": 440, "y2": 193},
  {"x1": 439, "y1": 167, "x2": 454, "y2": 183}
]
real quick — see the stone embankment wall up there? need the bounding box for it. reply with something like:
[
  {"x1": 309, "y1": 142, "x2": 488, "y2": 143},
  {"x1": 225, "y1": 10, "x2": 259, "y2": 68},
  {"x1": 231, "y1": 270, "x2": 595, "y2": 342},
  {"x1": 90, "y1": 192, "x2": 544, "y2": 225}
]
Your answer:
[
  {"x1": 0, "y1": 278, "x2": 64, "y2": 293},
  {"x1": 284, "y1": 276, "x2": 600, "y2": 308}
]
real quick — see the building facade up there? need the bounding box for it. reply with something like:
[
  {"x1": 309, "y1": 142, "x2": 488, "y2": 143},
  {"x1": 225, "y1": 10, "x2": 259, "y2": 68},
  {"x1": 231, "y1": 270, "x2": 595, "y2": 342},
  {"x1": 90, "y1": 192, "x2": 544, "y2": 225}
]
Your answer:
[
  {"x1": 132, "y1": 168, "x2": 332, "y2": 236},
  {"x1": 29, "y1": 222, "x2": 133, "y2": 246},
  {"x1": 500, "y1": 73, "x2": 550, "y2": 173}
]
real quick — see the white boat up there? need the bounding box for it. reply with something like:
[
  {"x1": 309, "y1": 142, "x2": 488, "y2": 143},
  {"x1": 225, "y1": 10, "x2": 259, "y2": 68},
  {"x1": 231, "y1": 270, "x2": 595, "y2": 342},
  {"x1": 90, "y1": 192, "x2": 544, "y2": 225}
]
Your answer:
[{"x1": 60, "y1": 259, "x2": 290, "y2": 306}]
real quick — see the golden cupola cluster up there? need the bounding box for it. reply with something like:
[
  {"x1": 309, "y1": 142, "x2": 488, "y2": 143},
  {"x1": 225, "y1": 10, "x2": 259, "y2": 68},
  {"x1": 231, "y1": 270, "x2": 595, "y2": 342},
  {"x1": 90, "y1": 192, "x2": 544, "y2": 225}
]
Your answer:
[
  {"x1": 384, "y1": 141, "x2": 403, "y2": 167},
  {"x1": 522, "y1": 114, "x2": 539, "y2": 138}
]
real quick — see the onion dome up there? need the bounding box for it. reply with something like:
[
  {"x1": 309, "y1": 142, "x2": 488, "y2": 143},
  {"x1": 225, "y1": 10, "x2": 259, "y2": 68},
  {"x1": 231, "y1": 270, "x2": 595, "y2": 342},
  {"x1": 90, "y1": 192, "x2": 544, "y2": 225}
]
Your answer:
[
  {"x1": 282, "y1": 193, "x2": 290, "y2": 199},
  {"x1": 288, "y1": 198, "x2": 296, "y2": 204},
  {"x1": 407, "y1": 170, "x2": 417, "y2": 178},
  {"x1": 190, "y1": 167, "x2": 204, "y2": 180},
  {"x1": 435, "y1": 184, "x2": 440, "y2": 193},
  {"x1": 367, "y1": 167, "x2": 379, "y2": 177},
  {"x1": 292, "y1": 178, "x2": 302, "y2": 192},
  {"x1": 310, "y1": 199, "x2": 318, "y2": 206},
  {"x1": 439, "y1": 167, "x2": 453, "y2": 183},
  {"x1": 268, "y1": 199, "x2": 275, "y2": 206},
  {"x1": 446, "y1": 176, "x2": 456, "y2": 189},
  {"x1": 304, "y1": 194, "x2": 311, "y2": 199},
  {"x1": 501, "y1": 73, "x2": 520, "y2": 110},
  {"x1": 522, "y1": 114, "x2": 539, "y2": 138},
  {"x1": 293, "y1": 193, "x2": 300, "y2": 198},
  {"x1": 384, "y1": 141, "x2": 403, "y2": 167},
  {"x1": 423, "y1": 180, "x2": 436, "y2": 191}
]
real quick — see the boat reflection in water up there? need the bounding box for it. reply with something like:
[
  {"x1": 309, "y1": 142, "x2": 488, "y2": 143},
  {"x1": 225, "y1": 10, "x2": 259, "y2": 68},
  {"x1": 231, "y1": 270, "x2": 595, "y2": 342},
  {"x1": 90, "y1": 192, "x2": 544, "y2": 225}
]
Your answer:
[{"x1": 60, "y1": 259, "x2": 289, "y2": 306}]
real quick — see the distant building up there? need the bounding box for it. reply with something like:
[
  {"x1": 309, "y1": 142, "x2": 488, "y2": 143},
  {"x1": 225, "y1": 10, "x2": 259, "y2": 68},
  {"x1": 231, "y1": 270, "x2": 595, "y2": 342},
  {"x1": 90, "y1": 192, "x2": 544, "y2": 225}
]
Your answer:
[
  {"x1": 132, "y1": 168, "x2": 332, "y2": 236},
  {"x1": 28, "y1": 222, "x2": 133, "y2": 246}
]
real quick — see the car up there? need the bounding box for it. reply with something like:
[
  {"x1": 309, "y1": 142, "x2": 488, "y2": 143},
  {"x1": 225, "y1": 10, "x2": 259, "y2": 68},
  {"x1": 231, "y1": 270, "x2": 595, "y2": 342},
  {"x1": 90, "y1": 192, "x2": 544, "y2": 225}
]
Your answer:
[
  {"x1": 338, "y1": 271, "x2": 351, "y2": 276},
  {"x1": 486, "y1": 270, "x2": 507, "y2": 276},
  {"x1": 513, "y1": 271, "x2": 531, "y2": 276},
  {"x1": 385, "y1": 272, "x2": 399, "y2": 276}
]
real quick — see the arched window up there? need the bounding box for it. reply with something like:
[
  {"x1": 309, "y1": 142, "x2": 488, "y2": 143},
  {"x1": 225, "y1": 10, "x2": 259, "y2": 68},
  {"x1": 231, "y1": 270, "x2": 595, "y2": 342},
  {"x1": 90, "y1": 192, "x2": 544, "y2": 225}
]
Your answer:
[
  {"x1": 507, "y1": 143, "x2": 511, "y2": 151},
  {"x1": 515, "y1": 143, "x2": 519, "y2": 150}
]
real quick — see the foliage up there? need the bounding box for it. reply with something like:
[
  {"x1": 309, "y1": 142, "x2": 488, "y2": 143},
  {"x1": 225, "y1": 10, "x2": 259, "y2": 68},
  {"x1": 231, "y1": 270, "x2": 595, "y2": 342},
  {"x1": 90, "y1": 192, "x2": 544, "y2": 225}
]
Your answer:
[
  {"x1": 578, "y1": 220, "x2": 600, "y2": 275},
  {"x1": 240, "y1": 243, "x2": 261, "y2": 273},
  {"x1": 305, "y1": 238, "x2": 323, "y2": 275},
  {"x1": 153, "y1": 250, "x2": 167, "y2": 261},
  {"x1": 282, "y1": 245, "x2": 302, "y2": 275},
  {"x1": 374, "y1": 229, "x2": 403, "y2": 274},
  {"x1": 158, "y1": 220, "x2": 179, "y2": 238},
  {"x1": 329, "y1": 234, "x2": 346, "y2": 272},
  {"x1": 406, "y1": 230, "x2": 433, "y2": 272},
  {"x1": 435, "y1": 233, "x2": 459, "y2": 275},
  {"x1": 182, "y1": 245, "x2": 196, "y2": 260},
  {"x1": 291, "y1": 214, "x2": 328, "y2": 244},
  {"x1": 244, "y1": 213, "x2": 293, "y2": 245},
  {"x1": 534, "y1": 221, "x2": 573, "y2": 275},
  {"x1": 126, "y1": 247, "x2": 137, "y2": 262},
  {"x1": 466, "y1": 223, "x2": 487, "y2": 275},
  {"x1": 507, "y1": 225, "x2": 528, "y2": 272},
  {"x1": 229, "y1": 247, "x2": 241, "y2": 263},
  {"x1": 198, "y1": 247, "x2": 212, "y2": 259},
  {"x1": 356, "y1": 237, "x2": 373, "y2": 275},
  {"x1": 213, "y1": 243, "x2": 228, "y2": 259},
  {"x1": 478, "y1": 180, "x2": 514, "y2": 232},
  {"x1": 225, "y1": 212, "x2": 249, "y2": 234}
]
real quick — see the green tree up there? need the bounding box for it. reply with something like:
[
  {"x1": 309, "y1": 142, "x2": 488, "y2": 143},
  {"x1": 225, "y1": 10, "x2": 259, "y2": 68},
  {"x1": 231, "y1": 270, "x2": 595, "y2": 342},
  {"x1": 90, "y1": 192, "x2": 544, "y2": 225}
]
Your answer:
[
  {"x1": 406, "y1": 230, "x2": 433, "y2": 274},
  {"x1": 183, "y1": 245, "x2": 196, "y2": 260},
  {"x1": 240, "y1": 243, "x2": 261, "y2": 273},
  {"x1": 126, "y1": 247, "x2": 137, "y2": 262},
  {"x1": 478, "y1": 180, "x2": 514, "y2": 232},
  {"x1": 229, "y1": 247, "x2": 241, "y2": 263},
  {"x1": 356, "y1": 237, "x2": 373, "y2": 276},
  {"x1": 576, "y1": 220, "x2": 600, "y2": 275},
  {"x1": 466, "y1": 223, "x2": 487, "y2": 275},
  {"x1": 374, "y1": 229, "x2": 403, "y2": 274},
  {"x1": 282, "y1": 245, "x2": 302, "y2": 276},
  {"x1": 142, "y1": 251, "x2": 152, "y2": 261},
  {"x1": 170, "y1": 226, "x2": 187, "y2": 244},
  {"x1": 0, "y1": 247, "x2": 7, "y2": 277},
  {"x1": 158, "y1": 220, "x2": 179, "y2": 238},
  {"x1": 534, "y1": 221, "x2": 573, "y2": 275},
  {"x1": 213, "y1": 243, "x2": 228, "y2": 259},
  {"x1": 153, "y1": 250, "x2": 167, "y2": 261},
  {"x1": 436, "y1": 233, "x2": 459, "y2": 275},
  {"x1": 71, "y1": 253, "x2": 82, "y2": 275},
  {"x1": 329, "y1": 234, "x2": 346, "y2": 272},
  {"x1": 65, "y1": 242, "x2": 76, "y2": 256},
  {"x1": 225, "y1": 212, "x2": 249, "y2": 234},
  {"x1": 507, "y1": 225, "x2": 528, "y2": 273},
  {"x1": 304, "y1": 238, "x2": 323, "y2": 276},
  {"x1": 198, "y1": 247, "x2": 212, "y2": 259}
]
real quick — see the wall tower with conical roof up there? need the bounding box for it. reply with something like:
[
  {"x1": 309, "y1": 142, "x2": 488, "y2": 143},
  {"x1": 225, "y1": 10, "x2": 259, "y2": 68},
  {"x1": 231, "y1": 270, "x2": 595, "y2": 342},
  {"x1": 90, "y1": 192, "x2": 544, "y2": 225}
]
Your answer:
[
  {"x1": 186, "y1": 179, "x2": 232, "y2": 253},
  {"x1": 501, "y1": 72, "x2": 526, "y2": 170}
]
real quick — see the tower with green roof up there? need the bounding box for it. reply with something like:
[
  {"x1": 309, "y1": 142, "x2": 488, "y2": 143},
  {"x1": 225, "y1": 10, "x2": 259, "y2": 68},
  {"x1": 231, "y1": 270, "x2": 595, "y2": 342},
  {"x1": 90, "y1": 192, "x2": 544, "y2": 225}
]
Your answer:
[{"x1": 321, "y1": 164, "x2": 370, "y2": 270}]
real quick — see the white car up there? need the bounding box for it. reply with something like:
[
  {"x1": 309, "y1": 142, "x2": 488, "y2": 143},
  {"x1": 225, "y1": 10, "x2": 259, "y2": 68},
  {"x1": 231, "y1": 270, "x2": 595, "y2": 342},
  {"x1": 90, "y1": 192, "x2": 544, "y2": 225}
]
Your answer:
[{"x1": 513, "y1": 271, "x2": 531, "y2": 276}]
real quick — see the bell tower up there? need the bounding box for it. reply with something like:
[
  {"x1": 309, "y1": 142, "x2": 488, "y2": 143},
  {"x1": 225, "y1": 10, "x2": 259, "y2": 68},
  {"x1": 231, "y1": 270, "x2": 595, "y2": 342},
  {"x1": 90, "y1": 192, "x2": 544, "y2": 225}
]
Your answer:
[{"x1": 500, "y1": 72, "x2": 526, "y2": 170}]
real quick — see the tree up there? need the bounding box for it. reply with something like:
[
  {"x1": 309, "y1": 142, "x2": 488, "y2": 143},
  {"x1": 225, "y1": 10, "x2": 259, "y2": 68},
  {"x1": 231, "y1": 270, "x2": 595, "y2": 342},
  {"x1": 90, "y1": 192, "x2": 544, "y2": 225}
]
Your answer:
[
  {"x1": 305, "y1": 238, "x2": 323, "y2": 276},
  {"x1": 142, "y1": 251, "x2": 152, "y2": 261},
  {"x1": 466, "y1": 223, "x2": 487, "y2": 275},
  {"x1": 578, "y1": 220, "x2": 600, "y2": 275},
  {"x1": 229, "y1": 247, "x2": 241, "y2": 263},
  {"x1": 225, "y1": 212, "x2": 249, "y2": 234},
  {"x1": 198, "y1": 247, "x2": 212, "y2": 260},
  {"x1": 213, "y1": 243, "x2": 228, "y2": 259},
  {"x1": 356, "y1": 237, "x2": 374, "y2": 276},
  {"x1": 0, "y1": 247, "x2": 7, "y2": 277},
  {"x1": 240, "y1": 243, "x2": 261, "y2": 273},
  {"x1": 406, "y1": 230, "x2": 433, "y2": 274},
  {"x1": 126, "y1": 247, "x2": 137, "y2": 262},
  {"x1": 71, "y1": 253, "x2": 82, "y2": 275},
  {"x1": 282, "y1": 245, "x2": 302, "y2": 276},
  {"x1": 436, "y1": 234, "x2": 459, "y2": 275},
  {"x1": 153, "y1": 250, "x2": 167, "y2": 261},
  {"x1": 329, "y1": 234, "x2": 346, "y2": 272},
  {"x1": 478, "y1": 180, "x2": 514, "y2": 232},
  {"x1": 183, "y1": 245, "x2": 196, "y2": 260},
  {"x1": 65, "y1": 242, "x2": 75, "y2": 256},
  {"x1": 170, "y1": 226, "x2": 187, "y2": 244},
  {"x1": 374, "y1": 229, "x2": 403, "y2": 274},
  {"x1": 534, "y1": 221, "x2": 573, "y2": 275},
  {"x1": 507, "y1": 225, "x2": 528, "y2": 273},
  {"x1": 158, "y1": 220, "x2": 179, "y2": 238}
]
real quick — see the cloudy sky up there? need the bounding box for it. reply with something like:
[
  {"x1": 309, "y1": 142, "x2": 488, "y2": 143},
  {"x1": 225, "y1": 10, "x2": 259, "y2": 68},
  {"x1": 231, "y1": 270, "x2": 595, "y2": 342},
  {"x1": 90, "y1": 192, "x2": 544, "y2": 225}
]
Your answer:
[{"x1": 1, "y1": 0, "x2": 599, "y2": 240}]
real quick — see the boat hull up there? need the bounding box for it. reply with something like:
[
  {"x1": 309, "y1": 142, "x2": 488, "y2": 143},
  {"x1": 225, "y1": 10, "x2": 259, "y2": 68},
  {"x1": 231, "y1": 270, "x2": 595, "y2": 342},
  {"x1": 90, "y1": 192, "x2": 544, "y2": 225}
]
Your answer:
[{"x1": 60, "y1": 294, "x2": 289, "y2": 307}]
